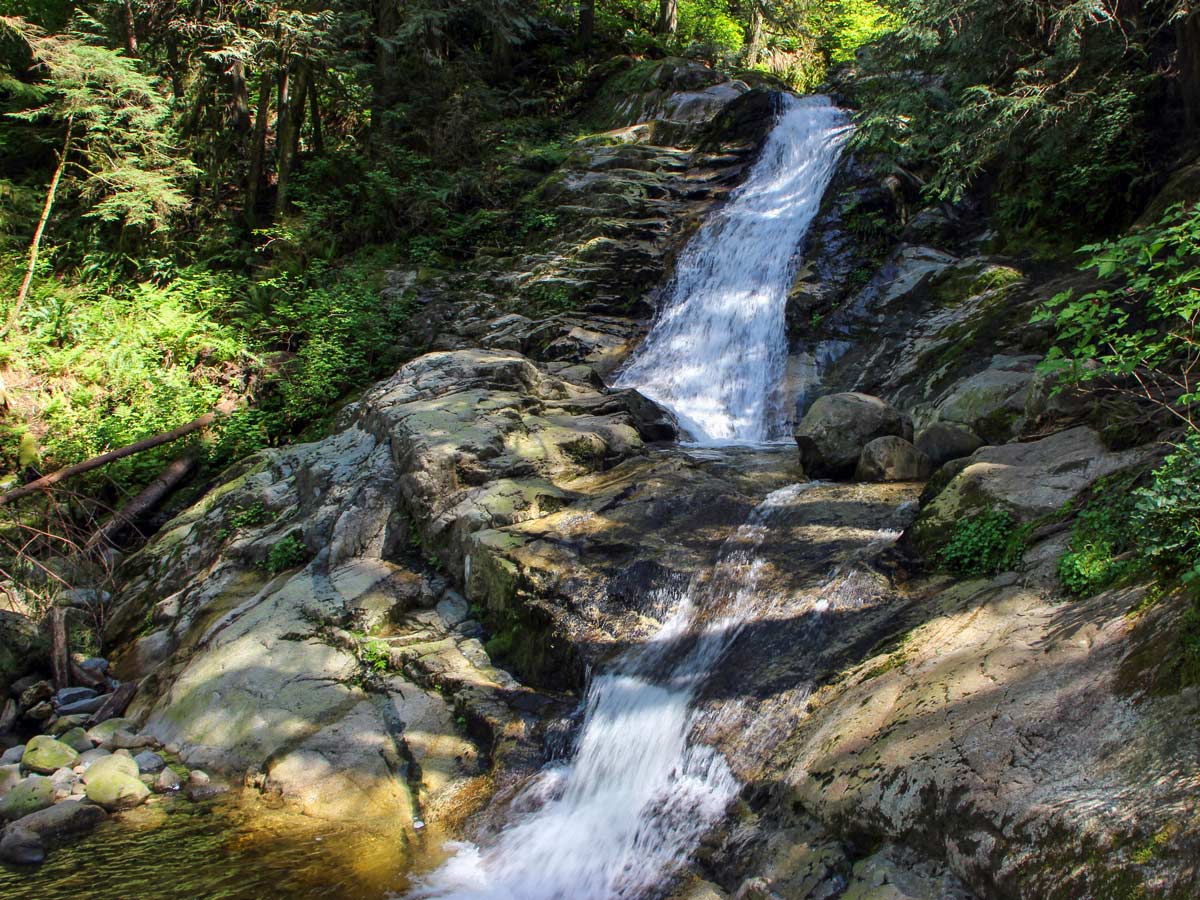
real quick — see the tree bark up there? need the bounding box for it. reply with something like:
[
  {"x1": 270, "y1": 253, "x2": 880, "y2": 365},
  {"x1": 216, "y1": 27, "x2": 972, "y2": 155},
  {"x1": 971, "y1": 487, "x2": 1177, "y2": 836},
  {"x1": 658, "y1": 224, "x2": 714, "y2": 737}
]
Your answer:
[
  {"x1": 9, "y1": 117, "x2": 72, "y2": 335},
  {"x1": 122, "y1": 0, "x2": 138, "y2": 56},
  {"x1": 1180, "y1": 11, "x2": 1200, "y2": 133},
  {"x1": 579, "y1": 0, "x2": 595, "y2": 51},
  {"x1": 0, "y1": 405, "x2": 231, "y2": 507},
  {"x1": 371, "y1": 0, "x2": 402, "y2": 151},
  {"x1": 85, "y1": 456, "x2": 195, "y2": 552},
  {"x1": 50, "y1": 607, "x2": 69, "y2": 690},
  {"x1": 657, "y1": 0, "x2": 678, "y2": 35},
  {"x1": 86, "y1": 682, "x2": 136, "y2": 727},
  {"x1": 275, "y1": 61, "x2": 309, "y2": 217},
  {"x1": 308, "y1": 76, "x2": 324, "y2": 155},
  {"x1": 230, "y1": 59, "x2": 251, "y2": 135},
  {"x1": 245, "y1": 70, "x2": 273, "y2": 225},
  {"x1": 746, "y1": 2, "x2": 764, "y2": 66}
]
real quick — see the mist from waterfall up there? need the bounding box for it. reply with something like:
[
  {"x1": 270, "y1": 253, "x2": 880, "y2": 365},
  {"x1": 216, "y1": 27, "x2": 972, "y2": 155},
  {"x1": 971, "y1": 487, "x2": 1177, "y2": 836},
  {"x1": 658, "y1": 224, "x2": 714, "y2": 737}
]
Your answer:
[{"x1": 616, "y1": 94, "x2": 851, "y2": 445}]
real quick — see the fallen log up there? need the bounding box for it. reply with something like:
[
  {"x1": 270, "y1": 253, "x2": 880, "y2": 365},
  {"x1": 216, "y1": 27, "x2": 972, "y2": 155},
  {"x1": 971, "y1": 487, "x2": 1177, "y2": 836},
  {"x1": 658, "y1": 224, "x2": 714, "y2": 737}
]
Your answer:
[
  {"x1": 85, "y1": 455, "x2": 195, "y2": 552},
  {"x1": 0, "y1": 403, "x2": 232, "y2": 507},
  {"x1": 86, "y1": 681, "x2": 136, "y2": 727}
]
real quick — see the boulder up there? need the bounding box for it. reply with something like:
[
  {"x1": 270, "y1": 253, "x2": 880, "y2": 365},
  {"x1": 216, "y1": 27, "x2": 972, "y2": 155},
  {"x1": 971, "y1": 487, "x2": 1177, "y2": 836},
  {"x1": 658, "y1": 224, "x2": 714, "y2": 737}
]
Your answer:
[
  {"x1": 58, "y1": 727, "x2": 94, "y2": 754},
  {"x1": 11, "y1": 798, "x2": 106, "y2": 842},
  {"x1": 795, "y1": 393, "x2": 906, "y2": 478},
  {"x1": 21, "y1": 735, "x2": 80, "y2": 775},
  {"x1": 0, "y1": 764, "x2": 19, "y2": 796},
  {"x1": 18, "y1": 680, "x2": 52, "y2": 710},
  {"x1": 912, "y1": 427, "x2": 1155, "y2": 554},
  {"x1": 0, "y1": 612, "x2": 48, "y2": 701},
  {"x1": 0, "y1": 745, "x2": 24, "y2": 766},
  {"x1": 0, "y1": 777, "x2": 54, "y2": 819},
  {"x1": 84, "y1": 754, "x2": 150, "y2": 811},
  {"x1": 856, "y1": 437, "x2": 933, "y2": 483},
  {"x1": 914, "y1": 421, "x2": 983, "y2": 468},
  {"x1": 25, "y1": 701, "x2": 53, "y2": 720},
  {"x1": 48, "y1": 714, "x2": 90, "y2": 736},
  {"x1": 154, "y1": 768, "x2": 182, "y2": 793},
  {"x1": 0, "y1": 824, "x2": 43, "y2": 865},
  {"x1": 56, "y1": 695, "x2": 106, "y2": 717},
  {"x1": 76, "y1": 748, "x2": 112, "y2": 771},
  {"x1": 934, "y1": 355, "x2": 1038, "y2": 443},
  {"x1": 52, "y1": 687, "x2": 97, "y2": 709}
]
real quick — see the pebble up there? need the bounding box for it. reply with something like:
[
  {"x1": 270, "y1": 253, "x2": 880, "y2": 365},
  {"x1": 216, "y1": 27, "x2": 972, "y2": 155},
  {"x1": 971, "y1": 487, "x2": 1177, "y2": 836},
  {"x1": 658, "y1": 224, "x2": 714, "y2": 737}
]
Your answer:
[
  {"x1": 154, "y1": 768, "x2": 182, "y2": 793},
  {"x1": 0, "y1": 824, "x2": 44, "y2": 865}
]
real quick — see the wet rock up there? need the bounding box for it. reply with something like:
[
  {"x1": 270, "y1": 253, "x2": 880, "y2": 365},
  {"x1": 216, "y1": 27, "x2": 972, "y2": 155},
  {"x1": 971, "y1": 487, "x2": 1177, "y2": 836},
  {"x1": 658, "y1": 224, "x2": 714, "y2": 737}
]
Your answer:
[
  {"x1": 795, "y1": 392, "x2": 906, "y2": 478},
  {"x1": 84, "y1": 754, "x2": 150, "y2": 810},
  {"x1": 856, "y1": 436, "x2": 933, "y2": 483},
  {"x1": 0, "y1": 824, "x2": 44, "y2": 865},
  {"x1": 154, "y1": 768, "x2": 182, "y2": 793},
  {"x1": 913, "y1": 421, "x2": 982, "y2": 468},
  {"x1": 12, "y1": 798, "x2": 106, "y2": 842},
  {"x1": 0, "y1": 777, "x2": 55, "y2": 819},
  {"x1": 133, "y1": 751, "x2": 165, "y2": 774},
  {"x1": 21, "y1": 735, "x2": 80, "y2": 774}
]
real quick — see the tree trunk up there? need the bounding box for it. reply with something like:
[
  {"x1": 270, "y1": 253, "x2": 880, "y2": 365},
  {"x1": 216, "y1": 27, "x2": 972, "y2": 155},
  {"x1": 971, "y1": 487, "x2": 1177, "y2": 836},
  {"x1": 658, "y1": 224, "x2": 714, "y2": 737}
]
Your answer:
[
  {"x1": 275, "y1": 62, "x2": 309, "y2": 217},
  {"x1": 122, "y1": 0, "x2": 138, "y2": 56},
  {"x1": 657, "y1": 0, "x2": 678, "y2": 35},
  {"x1": 579, "y1": 0, "x2": 595, "y2": 51},
  {"x1": 746, "y1": 2, "x2": 764, "y2": 66},
  {"x1": 1180, "y1": 11, "x2": 1200, "y2": 133},
  {"x1": 49, "y1": 607, "x2": 69, "y2": 690},
  {"x1": 86, "y1": 456, "x2": 195, "y2": 552},
  {"x1": 371, "y1": 0, "x2": 402, "y2": 151},
  {"x1": 230, "y1": 59, "x2": 251, "y2": 135},
  {"x1": 245, "y1": 71, "x2": 273, "y2": 225},
  {"x1": 0, "y1": 404, "x2": 232, "y2": 507},
  {"x1": 8, "y1": 117, "x2": 72, "y2": 335},
  {"x1": 166, "y1": 38, "x2": 184, "y2": 98},
  {"x1": 308, "y1": 76, "x2": 324, "y2": 155}
]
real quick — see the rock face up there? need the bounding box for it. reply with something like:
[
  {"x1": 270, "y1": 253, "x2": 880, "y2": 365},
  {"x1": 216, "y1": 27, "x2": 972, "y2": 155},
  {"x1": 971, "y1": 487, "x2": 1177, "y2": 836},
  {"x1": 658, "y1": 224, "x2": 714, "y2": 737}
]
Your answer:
[{"x1": 794, "y1": 392, "x2": 907, "y2": 478}]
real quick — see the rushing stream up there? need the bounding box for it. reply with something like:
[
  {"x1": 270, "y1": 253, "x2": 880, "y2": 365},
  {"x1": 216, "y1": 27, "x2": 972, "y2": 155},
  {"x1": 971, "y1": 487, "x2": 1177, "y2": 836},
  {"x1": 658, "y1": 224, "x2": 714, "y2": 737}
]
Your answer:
[
  {"x1": 616, "y1": 94, "x2": 851, "y2": 445},
  {"x1": 412, "y1": 96, "x2": 854, "y2": 899}
]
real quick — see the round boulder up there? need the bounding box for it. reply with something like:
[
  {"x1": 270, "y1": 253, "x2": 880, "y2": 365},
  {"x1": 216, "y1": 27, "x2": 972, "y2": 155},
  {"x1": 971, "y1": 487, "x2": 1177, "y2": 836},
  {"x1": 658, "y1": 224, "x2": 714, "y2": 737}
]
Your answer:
[
  {"x1": 0, "y1": 824, "x2": 44, "y2": 865},
  {"x1": 914, "y1": 421, "x2": 983, "y2": 468},
  {"x1": 794, "y1": 393, "x2": 906, "y2": 478},
  {"x1": 856, "y1": 436, "x2": 934, "y2": 482},
  {"x1": 21, "y1": 735, "x2": 80, "y2": 775},
  {"x1": 0, "y1": 777, "x2": 55, "y2": 820}
]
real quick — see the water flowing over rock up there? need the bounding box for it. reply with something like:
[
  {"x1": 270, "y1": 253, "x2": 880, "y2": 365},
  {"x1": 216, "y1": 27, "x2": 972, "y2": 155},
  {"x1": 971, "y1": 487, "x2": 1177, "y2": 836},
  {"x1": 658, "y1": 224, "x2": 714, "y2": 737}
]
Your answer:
[{"x1": 617, "y1": 96, "x2": 851, "y2": 444}]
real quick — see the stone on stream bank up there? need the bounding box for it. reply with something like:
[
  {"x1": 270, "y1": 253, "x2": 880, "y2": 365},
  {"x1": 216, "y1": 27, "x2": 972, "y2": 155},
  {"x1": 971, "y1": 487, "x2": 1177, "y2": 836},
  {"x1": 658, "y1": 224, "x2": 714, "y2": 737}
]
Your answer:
[{"x1": 794, "y1": 392, "x2": 909, "y2": 478}]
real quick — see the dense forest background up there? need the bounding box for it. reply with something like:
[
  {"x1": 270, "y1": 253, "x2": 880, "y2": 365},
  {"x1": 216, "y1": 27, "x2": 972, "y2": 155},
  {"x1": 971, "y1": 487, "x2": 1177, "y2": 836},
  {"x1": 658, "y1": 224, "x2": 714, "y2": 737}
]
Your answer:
[{"x1": 2, "y1": 0, "x2": 1199, "y2": 607}]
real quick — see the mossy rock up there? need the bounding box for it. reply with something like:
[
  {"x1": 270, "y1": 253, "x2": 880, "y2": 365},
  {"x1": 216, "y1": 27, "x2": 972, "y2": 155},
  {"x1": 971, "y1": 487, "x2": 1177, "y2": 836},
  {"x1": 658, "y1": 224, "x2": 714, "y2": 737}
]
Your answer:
[
  {"x1": 21, "y1": 735, "x2": 80, "y2": 775},
  {"x1": 0, "y1": 777, "x2": 55, "y2": 820},
  {"x1": 84, "y1": 756, "x2": 148, "y2": 810},
  {"x1": 85, "y1": 717, "x2": 140, "y2": 744}
]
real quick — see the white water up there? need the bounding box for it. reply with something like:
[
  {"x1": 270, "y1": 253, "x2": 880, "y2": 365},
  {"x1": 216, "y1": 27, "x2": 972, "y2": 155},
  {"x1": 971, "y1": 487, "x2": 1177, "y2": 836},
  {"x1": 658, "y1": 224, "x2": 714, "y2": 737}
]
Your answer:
[
  {"x1": 616, "y1": 95, "x2": 851, "y2": 446},
  {"x1": 409, "y1": 484, "x2": 815, "y2": 900}
]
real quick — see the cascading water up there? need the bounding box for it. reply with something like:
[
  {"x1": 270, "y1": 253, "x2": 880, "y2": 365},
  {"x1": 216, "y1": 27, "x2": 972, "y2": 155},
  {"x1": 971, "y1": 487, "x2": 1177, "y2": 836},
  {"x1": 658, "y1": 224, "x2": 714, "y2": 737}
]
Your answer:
[
  {"x1": 410, "y1": 95, "x2": 854, "y2": 900},
  {"x1": 615, "y1": 95, "x2": 851, "y2": 445},
  {"x1": 408, "y1": 484, "x2": 815, "y2": 900}
]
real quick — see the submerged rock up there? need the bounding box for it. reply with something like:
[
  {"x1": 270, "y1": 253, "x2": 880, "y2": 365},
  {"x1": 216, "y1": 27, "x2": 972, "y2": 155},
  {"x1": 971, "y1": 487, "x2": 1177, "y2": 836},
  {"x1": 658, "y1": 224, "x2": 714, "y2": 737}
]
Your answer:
[
  {"x1": 12, "y1": 798, "x2": 106, "y2": 841},
  {"x1": 795, "y1": 392, "x2": 906, "y2": 478},
  {"x1": 0, "y1": 824, "x2": 43, "y2": 865}
]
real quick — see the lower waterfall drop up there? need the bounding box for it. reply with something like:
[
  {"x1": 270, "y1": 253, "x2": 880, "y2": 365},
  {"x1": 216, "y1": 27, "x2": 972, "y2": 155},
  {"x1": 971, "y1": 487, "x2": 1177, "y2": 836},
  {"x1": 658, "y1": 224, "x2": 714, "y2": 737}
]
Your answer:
[
  {"x1": 615, "y1": 95, "x2": 851, "y2": 445},
  {"x1": 409, "y1": 484, "x2": 815, "y2": 900}
]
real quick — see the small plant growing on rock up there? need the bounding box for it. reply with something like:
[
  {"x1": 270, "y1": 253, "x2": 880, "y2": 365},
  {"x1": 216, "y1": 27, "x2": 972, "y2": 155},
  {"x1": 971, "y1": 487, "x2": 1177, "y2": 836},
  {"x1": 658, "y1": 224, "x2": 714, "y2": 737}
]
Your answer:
[
  {"x1": 359, "y1": 639, "x2": 391, "y2": 674},
  {"x1": 265, "y1": 533, "x2": 307, "y2": 574},
  {"x1": 937, "y1": 508, "x2": 1029, "y2": 577}
]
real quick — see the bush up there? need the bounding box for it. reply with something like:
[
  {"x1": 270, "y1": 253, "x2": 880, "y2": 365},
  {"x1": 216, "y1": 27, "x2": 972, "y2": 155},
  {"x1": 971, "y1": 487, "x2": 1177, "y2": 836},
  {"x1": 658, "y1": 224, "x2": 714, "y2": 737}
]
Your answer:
[
  {"x1": 265, "y1": 533, "x2": 308, "y2": 575},
  {"x1": 1131, "y1": 436, "x2": 1200, "y2": 588},
  {"x1": 1058, "y1": 482, "x2": 1139, "y2": 595},
  {"x1": 937, "y1": 508, "x2": 1028, "y2": 577}
]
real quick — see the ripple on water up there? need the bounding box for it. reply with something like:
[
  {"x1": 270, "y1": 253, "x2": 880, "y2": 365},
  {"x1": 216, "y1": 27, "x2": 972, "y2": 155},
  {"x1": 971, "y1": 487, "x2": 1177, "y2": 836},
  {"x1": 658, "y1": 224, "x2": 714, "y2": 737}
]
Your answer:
[{"x1": 0, "y1": 793, "x2": 414, "y2": 900}]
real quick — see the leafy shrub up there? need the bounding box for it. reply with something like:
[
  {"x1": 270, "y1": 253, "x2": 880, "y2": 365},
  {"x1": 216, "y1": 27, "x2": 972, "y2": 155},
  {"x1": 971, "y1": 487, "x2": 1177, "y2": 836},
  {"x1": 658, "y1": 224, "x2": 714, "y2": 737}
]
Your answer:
[
  {"x1": 937, "y1": 508, "x2": 1028, "y2": 577},
  {"x1": 1058, "y1": 482, "x2": 1139, "y2": 595},
  {"x1": 265, "y1": 533, "x2": 308, "y2": 575},
  {"x1": 1131, "y1": 436, "x2": 1200, "y2": 588}
]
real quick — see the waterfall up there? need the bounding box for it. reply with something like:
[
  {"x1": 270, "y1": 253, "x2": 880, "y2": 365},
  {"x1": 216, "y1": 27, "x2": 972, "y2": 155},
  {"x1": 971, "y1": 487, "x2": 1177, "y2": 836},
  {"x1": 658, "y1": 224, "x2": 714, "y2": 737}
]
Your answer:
[
  {"x1": 408, "y1": 484, "x2": 815, "y2": 900},
  {"x1": 616, "y1": 95, "x2": 851, "y2": 445}
]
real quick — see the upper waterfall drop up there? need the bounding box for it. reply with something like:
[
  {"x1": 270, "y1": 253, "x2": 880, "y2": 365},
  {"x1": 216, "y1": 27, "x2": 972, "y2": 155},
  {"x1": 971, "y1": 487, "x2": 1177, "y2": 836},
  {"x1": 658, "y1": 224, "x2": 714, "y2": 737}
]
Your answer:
[{"x1": 616, "y1": 94, "x2": 852, "y2": 445}]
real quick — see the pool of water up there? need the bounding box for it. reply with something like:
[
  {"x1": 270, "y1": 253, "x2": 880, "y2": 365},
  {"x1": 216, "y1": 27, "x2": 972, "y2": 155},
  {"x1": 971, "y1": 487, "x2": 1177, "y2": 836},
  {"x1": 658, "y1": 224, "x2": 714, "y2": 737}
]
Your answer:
[{"x1": 0, "y1": 792, "x2": 415, "y2": 900}]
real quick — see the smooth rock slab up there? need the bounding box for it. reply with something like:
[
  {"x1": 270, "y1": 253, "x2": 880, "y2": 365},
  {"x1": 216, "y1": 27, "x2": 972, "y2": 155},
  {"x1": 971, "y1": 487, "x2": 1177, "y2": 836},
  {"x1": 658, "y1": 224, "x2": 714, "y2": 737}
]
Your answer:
[{"x1": 20, "y1": 736, "x2": 79, "y2": 775}]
